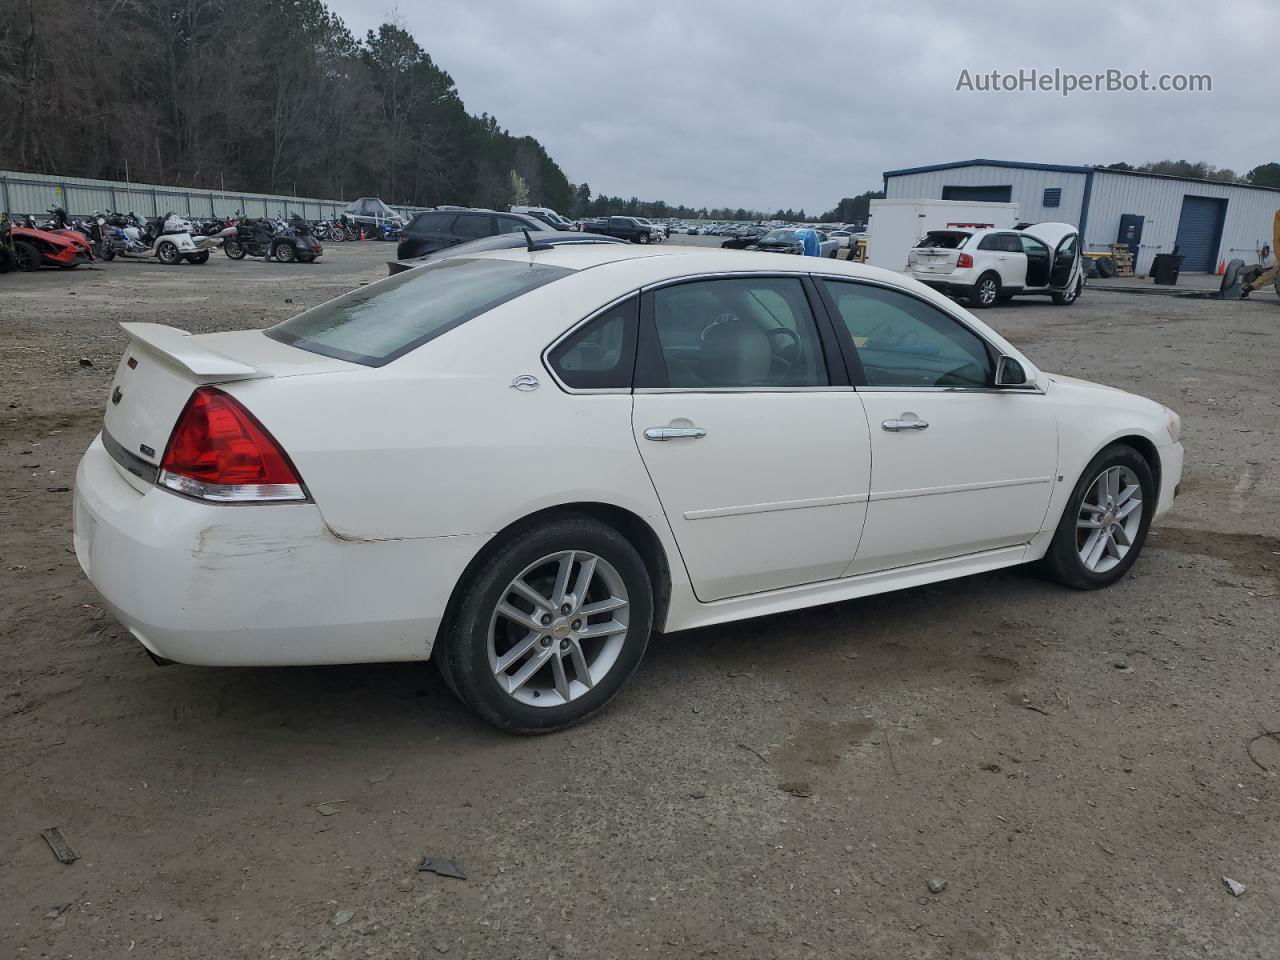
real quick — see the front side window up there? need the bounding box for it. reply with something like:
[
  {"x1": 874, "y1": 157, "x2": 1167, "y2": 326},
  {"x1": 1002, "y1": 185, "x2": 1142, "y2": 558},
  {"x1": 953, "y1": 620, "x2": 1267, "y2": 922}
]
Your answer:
[
  {"x1": 497, "y1": 217, "x2": 536, "y2": 234},
  {"x1": 453, "y1": 214, "x2": 492, "y2": 239},
  {"x1": 267, "y1": 258, "x2": 573, "y2": 366},
  {"x1": 645, "y1": 277, "x2": 828, "y2": 389},
  {"x1": 820, "y1": 280, "x2": 992, "y2": 388},
  {"x1": 547, "y1": 297, "x2": 638, "y2": 389}
]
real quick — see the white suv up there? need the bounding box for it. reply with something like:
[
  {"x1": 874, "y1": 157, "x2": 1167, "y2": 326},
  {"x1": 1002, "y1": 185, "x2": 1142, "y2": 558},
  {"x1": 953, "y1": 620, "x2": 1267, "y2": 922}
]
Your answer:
[{"x1": 908, "y1": 223, "x2": 1084, "y2": 308}]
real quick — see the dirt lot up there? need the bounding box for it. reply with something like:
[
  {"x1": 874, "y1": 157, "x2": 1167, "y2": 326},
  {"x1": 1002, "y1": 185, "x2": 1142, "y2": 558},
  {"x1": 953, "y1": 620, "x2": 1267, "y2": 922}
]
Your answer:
[{"x1": 2, "y1": 241, "x2": 1278, "y2": 959}]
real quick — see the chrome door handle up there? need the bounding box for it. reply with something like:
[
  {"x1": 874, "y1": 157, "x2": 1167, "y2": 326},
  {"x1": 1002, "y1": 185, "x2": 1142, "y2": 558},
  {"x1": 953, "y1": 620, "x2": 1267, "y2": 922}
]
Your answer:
[
  {"x1": 644, "y1": 426, "x2": 707, "y2": 441},
  {"x1": 881, "y1": 418, "x2": 929, "y2": 432}
]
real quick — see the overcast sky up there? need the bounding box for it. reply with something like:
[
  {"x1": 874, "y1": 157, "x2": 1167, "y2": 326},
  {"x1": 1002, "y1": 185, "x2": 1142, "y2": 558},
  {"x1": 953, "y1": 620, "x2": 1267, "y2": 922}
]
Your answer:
[{"x1": 326, "y1": 1, "x2": 1275, "y2": 213}]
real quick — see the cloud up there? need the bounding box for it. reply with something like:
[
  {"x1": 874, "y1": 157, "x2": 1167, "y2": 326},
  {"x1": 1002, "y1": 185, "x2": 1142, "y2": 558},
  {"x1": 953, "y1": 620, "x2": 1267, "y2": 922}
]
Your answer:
[{"x1": 326, "y1": 0, "x2": 1275, "y2": 211}]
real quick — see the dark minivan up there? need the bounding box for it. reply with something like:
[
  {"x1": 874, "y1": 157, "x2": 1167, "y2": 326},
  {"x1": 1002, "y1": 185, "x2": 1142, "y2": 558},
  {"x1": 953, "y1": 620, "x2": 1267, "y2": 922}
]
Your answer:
[{"x1": 396, "y1": 209, "x2": 552, "y2": 260}]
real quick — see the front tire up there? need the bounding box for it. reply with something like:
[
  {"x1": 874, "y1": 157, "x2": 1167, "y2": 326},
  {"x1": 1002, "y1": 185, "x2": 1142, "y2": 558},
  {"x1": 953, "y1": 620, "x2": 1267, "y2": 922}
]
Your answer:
[
  {"x1": 969, "y1": 272, "x2": 1000, "y2": 308},
  {"x1": 14, "y1": 240, "x2": 41, "y2": 272},
  {"x1": 437, "y1": 514, "x2": 654, "y2": 733},
  {"x1": 1037, "y1": 444, "x2": 1155, "y2": 590},
  {"x1": 1052, "y1": 280, "x2": 1081, "y2": 306},
  {"x1": 187, "y1": 251, "x2": 210, "y2": 264}
]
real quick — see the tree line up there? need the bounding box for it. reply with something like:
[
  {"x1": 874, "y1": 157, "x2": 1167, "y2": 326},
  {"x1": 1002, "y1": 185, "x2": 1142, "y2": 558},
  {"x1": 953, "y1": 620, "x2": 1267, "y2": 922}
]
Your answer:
[
  {"x1": 0, "y1": 0, "x2": 574, "y2": 212},
  {"x1": 1103, "y1": 160, "x2": 1280, "y2": 188},
  {"x1": 572, "y1": 187, "x2": 884, "y2": 224}
]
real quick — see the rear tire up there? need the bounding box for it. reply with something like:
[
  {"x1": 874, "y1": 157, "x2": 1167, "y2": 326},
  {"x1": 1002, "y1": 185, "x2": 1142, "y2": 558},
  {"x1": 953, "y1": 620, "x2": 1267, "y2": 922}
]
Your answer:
[
  {"x1": 14, "y1": 240, "x2": 41, "y2": 272},
  {"x1": 968, "y1": 272, "x2": 1000, "y2": 308},
  {"x1": 1036, "y1": 444, "x2": 1155, "y2": 590},
  {"x1": 224, "y1": 240, "x2": 245, "y2": 260},
  {"x1": 156, "y1": 241, "x2": 180, "y2": 265},
  {"x1": 187, "y1": 251, "x2": 210, "y2": 264},
  {"x1": 275, "y1": 242, "x2": 296, "y2": 263},
  {"x1": 437, "y1": 514, "x2": 654, "y2": 734}
]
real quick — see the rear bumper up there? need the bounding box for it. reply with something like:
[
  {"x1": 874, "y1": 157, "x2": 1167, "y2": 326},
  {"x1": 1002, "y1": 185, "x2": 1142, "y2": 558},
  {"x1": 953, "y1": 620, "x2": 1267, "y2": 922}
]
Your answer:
[
  {"x1": 74, "y1": 434, "x2": 488, "y2": 666},
  {"x1": 912, "y1": 275, "x2": 974, "y2": 296}
]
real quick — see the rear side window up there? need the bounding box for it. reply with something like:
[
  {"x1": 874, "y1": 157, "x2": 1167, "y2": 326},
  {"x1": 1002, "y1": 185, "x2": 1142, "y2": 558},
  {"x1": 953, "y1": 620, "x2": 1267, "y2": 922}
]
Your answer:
[
  {"x1": 547, "y1": 297, "x2": 638, "y2": 390},
  {"x1": 267, "y1": 258, "x2": 574, "y2": 367},
  {"x1": 976, "y1": 234, "x2": 1002, "y2": 251},
  {"x1": 917, "y1": 231, "x2": 970, "y2": 249},
  {"x1": 409, "y1": 212, "x2": 456, "y2": 232}
]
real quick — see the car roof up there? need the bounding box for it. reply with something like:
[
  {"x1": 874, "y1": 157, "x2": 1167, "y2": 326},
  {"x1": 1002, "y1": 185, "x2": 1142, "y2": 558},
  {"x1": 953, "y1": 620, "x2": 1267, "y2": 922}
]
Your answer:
[{"x1": 468, "y1": 243, "x2": 915, "y2": 288}]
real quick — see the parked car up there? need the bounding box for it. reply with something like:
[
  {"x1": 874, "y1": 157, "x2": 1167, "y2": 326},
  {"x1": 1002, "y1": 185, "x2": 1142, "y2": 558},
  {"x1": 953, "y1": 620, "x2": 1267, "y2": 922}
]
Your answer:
[
  {"x1": 907, "y1": 223, "x2": 1084, "y2": 308},
  {"x1": 721, "y1": 226, "x2": 767, "y2": 249},
  {"x1": 396, "y1": 209, "x2": 553, "y2": 260},
  {"x1": 633, "y1": 217, "x2": 667, "y2": 241},
  {"x1": 386, "y1": 231, "x2": 624, "y2": 275},
  {"x1": 753, "y1": 228, "x2": 839, "y2": 257},
  {"x1": 341, "y1": 197, "x2": 404, "y2": 236},
  {"x1": 584, "y1": 216, "x2": 656, "y2": 244},
  {"x1": 75, "y1": 245, "x2": 1182, "y2": 733},
  {"x1": 510, "y1": 205, "x2": 575, "y2": 231}
]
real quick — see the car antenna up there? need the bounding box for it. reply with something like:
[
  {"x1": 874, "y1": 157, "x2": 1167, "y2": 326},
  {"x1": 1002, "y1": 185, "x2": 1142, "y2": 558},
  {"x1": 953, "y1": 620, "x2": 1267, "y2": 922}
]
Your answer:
[{"x1": 523, "y1": 229, "x2": 553, "y2": 252}]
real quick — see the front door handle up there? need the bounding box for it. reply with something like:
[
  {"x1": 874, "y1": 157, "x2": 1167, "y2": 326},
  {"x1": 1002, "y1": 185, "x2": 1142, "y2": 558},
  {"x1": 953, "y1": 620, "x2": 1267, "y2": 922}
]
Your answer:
[
  {"x1": 881, "y1": 418, "x2": 929, "y2": 432},
  {"x1": 644, "y1": 426, "x2": 707, "y2": 441}
]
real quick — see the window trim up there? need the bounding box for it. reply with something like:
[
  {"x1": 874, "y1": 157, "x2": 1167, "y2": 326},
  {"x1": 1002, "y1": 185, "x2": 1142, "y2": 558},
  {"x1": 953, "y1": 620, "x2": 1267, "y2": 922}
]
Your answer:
[
  {"x1": 541, "y1": 292, "x2": 641, "y2": 394},
  {"x1": 635, "y1": 272, "x2": 845, "y2": 392},
  {"x1": 810, "y1": 274, "x2": 1044, "y2": 394},
  {"x1": 542, "y1": 294, "x2": 639, "y2": 393}
]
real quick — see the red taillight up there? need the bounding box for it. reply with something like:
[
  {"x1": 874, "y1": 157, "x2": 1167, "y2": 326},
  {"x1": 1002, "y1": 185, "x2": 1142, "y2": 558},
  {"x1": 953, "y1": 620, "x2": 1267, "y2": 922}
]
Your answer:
[
  {"x1": 956, "y1": 253, "x2": 974, "y2": 269},
  {"x1": 159, "y1": 387, "x2": 306, "y2": 502}
]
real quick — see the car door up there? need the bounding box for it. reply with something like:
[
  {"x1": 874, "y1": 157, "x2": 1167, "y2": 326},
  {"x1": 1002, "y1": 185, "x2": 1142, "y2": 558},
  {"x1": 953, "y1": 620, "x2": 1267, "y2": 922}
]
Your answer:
[
  {"x1": 632, "y1": 274, "x2": 872, "y2": 602},
  {"x1": 1022, "y1": 223, "x2": 1082, "y2": 293},
  {"x1": 815, "y1": 278, "x2": 1058, "y2": 574}
]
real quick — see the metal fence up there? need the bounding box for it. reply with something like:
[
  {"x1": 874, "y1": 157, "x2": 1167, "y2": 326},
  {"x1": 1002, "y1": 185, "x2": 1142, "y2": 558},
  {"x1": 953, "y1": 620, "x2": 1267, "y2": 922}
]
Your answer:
[{"x1": 0, "y1": 170, "x2": 426, "y2": 222}]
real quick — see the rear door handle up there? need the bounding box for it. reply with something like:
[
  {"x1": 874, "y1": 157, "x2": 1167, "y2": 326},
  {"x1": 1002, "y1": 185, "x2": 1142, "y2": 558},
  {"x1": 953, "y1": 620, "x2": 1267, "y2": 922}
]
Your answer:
[
  {"x1": 881, "y1": 418, "x2": 929, "y2": 432},
  {"x1": 644, "y1": 426, "x2": 707, "y2": 441}
]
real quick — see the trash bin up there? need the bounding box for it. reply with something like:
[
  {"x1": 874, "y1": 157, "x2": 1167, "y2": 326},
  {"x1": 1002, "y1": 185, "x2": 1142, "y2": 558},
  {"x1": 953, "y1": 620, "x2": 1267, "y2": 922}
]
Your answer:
[{"x1": 1151, "y1": 253, "x2": 1184, "y2": 285}]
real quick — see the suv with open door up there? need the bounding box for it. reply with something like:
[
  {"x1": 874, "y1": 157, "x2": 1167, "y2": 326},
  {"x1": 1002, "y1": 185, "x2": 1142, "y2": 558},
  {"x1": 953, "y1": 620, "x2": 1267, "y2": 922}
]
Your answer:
[{"x1": 908, "y1": 222, "x2": 1084, "y2": 308}]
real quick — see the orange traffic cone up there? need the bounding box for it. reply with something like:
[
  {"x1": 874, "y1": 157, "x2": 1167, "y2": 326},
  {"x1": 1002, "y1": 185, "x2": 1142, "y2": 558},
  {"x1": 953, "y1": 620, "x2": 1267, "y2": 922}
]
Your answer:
[{"x1": 1217, "y1": 259, "x2": 1226, "y2": 275}]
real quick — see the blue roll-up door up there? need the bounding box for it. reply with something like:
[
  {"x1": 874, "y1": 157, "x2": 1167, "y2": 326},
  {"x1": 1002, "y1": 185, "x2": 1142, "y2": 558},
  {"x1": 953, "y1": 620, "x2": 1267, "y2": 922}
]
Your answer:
[{"x1": 1174, "y1": 196, "x2": 1227, "y2": 272}]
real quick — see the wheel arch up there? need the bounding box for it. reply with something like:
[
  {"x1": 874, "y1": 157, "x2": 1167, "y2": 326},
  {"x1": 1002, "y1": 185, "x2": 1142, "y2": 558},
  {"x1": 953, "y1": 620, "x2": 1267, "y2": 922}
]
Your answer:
[{"x1": 435, "y1": 501, "x2": 674, "y2": 653}]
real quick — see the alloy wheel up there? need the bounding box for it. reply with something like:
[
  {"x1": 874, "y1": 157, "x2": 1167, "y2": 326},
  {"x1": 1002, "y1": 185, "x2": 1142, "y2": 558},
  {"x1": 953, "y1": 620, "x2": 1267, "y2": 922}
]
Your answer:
[
  {"x1": 979, "y1": 278, "x2": 998, "y2": 305},
  {"x1": 1076, "y1": 465, "x2": 1143, "y2": 573},
  {"x1": 487, "y1": 550, "x2": 629, "y2": 707}
]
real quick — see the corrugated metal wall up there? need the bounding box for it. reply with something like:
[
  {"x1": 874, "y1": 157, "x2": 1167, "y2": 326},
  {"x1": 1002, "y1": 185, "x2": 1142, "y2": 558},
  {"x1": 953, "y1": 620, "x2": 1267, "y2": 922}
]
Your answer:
[
  {"x1": 1084, "y1": 172, "x2": 1278, "y2": 274},
  {"x1": 0, "y1": 170, "x2": 428, "y2": 222},
  {"x1": 884, "y1": 166, "x2": 1090, "y2": 228}
]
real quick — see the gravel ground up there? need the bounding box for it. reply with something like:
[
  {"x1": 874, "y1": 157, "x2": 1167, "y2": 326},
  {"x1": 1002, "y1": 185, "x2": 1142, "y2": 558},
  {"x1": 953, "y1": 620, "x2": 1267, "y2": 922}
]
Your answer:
[{"x1": 2, "y1": 241, "x2": 1278, "y2": 959}]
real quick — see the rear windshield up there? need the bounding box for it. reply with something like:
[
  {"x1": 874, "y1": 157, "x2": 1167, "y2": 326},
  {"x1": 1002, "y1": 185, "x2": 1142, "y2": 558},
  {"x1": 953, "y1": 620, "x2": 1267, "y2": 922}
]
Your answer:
[
  {"x1": 915, "y1": 231, "x2": 971, "y2": 249},
  {"x1": 266, "y1": 257, "x2": 573, "y2": 366}
]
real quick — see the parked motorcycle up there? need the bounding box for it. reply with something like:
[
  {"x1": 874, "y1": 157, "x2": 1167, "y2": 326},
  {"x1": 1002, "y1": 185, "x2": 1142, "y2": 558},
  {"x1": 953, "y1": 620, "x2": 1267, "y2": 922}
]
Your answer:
[
  {"x1": 9, "y1": 215, "x2": 94, "y2": 270},
  {"x1": 223, "y1": 216, "x2": 322, "y2": 262},
  {"x1": 100, "y1": 211, "x2": 223, "y2": 265}
]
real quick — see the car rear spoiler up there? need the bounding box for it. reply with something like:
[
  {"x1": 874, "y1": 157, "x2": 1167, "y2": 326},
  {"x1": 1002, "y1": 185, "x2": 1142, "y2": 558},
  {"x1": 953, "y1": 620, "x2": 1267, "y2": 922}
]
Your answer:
[{"x1": 118, "y1": 322, "x2": 267, "y2": 383}]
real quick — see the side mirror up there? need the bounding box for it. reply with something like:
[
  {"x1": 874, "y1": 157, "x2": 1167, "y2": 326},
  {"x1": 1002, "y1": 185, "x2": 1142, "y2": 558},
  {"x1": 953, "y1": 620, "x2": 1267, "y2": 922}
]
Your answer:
[{"x1": 995, "y1": 355, "x2": 1031, "y2": 387}]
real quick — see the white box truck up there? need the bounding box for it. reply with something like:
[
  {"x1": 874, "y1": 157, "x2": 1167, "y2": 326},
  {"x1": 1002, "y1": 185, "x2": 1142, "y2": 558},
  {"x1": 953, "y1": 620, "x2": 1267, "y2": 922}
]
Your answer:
[{"x1": 866, "y1": 199, "x2": 1020, "y2": 271}]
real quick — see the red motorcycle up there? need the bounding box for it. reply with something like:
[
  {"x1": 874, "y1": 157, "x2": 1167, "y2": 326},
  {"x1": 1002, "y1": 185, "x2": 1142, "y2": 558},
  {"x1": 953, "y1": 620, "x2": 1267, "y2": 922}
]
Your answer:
[{"x1": 10, "y1": 211, "x2": 94, "y2": 270}]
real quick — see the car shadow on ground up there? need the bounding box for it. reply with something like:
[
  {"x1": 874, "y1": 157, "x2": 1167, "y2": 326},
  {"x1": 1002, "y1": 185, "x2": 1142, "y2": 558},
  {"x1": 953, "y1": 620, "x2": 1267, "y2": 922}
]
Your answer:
[{"x1": 121, "y1": 565, "x2": 1062, "y2": 747}]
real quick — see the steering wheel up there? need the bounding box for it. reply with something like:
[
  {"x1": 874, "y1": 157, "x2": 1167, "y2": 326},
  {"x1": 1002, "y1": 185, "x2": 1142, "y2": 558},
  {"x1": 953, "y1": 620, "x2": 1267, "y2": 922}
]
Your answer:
[
  {"x1": 763, "y1": 327, "x2": 801, "y2": 352},
  {"x1": 699, "y1": 312, "x2": 739, "y2": 342}
]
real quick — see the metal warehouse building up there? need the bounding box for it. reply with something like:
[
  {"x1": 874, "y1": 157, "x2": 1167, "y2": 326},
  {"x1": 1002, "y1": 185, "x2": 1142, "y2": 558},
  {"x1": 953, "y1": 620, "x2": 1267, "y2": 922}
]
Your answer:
[{"x1": 883, "y1": 160, "x2": 1280, "y2": 275}]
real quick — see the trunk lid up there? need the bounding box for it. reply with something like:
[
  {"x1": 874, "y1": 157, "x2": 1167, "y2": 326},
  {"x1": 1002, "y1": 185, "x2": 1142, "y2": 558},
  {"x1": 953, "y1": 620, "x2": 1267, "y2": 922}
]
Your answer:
[
  {"x1": 102, "y1": 323, "x2": 354, "y2": 490},
  {"x1": 907, "y1": 230, "x2": 972, "y2": 276}
]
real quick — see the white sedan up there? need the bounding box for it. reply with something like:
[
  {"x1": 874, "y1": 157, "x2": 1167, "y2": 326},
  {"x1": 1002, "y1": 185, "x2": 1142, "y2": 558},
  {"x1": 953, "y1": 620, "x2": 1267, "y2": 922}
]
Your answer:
[{"x1": 74, "y1": 244, "x2": 1183, "y2": 732}]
